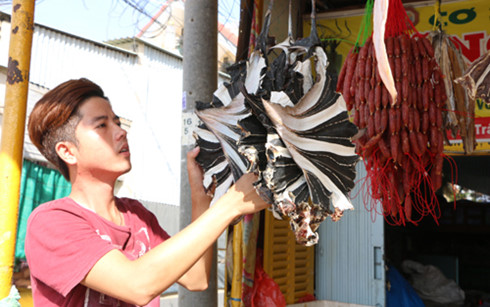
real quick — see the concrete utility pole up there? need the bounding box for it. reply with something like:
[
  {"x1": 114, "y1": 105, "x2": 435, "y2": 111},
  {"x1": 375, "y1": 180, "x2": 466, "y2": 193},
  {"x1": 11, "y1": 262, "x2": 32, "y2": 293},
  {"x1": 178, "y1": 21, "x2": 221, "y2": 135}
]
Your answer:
[
  {"x1": 0, "y1": 0, "x2": 35, "y2": 299},
  {"x1": 179, "y1": 0, "x2": 218, "y2": 306}
]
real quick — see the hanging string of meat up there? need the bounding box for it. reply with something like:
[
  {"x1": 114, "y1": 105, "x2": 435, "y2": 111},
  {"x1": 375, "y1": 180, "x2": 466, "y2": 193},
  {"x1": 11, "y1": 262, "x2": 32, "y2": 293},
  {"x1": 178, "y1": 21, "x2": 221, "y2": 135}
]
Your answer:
[
  {"x1": 194, "y1": 0, "x2": 360, "y2": 246},
  {"x1": 337, "y1": 0, "x2": 456, "y2": 225}
]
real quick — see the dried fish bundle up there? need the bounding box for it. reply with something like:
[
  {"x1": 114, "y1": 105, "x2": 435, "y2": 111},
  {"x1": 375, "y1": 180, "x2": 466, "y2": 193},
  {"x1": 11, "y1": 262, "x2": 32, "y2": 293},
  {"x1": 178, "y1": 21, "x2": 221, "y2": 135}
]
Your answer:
[
  {"x1": 239, "y1": 3, "x2": 359, "y2": 245},
  {"x1": 266, "y1": 54, "x2": 357, "y2": 244},
  {"x1": 194, "y1": 0, "x2": 359, "y2": 246},
  {"x1": 193, "y1": 49, "x2": 267, "y2": 204},
  {"x1": 429, "y1": 29, "x2": 475, "y2": 154},
  {"x1": 193, "y1": 0, "x2": 276, "y2": 208}
]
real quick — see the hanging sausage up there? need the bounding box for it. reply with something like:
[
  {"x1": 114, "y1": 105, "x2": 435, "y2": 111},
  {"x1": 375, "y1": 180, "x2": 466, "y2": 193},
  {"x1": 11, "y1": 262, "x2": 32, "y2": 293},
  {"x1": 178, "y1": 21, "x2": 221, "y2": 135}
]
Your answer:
[{"x1": 337, "y1": 0, "x2": 456, "y2": 226}]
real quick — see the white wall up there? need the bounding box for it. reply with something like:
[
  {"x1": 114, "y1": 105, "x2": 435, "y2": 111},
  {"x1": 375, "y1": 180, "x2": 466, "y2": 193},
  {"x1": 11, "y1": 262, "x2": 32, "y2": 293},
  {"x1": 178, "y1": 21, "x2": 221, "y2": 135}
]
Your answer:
[
  {"x1": 0, "y1": 14, "x2": 180, "y2": 205},
  {"x1": 0, "y1": 13, "x2": 231, "y2": 207}
]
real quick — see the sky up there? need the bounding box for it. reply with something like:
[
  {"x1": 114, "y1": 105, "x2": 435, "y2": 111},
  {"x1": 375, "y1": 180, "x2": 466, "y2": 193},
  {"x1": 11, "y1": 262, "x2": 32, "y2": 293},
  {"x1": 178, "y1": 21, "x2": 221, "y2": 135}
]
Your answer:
[{"x1": 0, "y1": 0, "x2": 240, "y2": 43}]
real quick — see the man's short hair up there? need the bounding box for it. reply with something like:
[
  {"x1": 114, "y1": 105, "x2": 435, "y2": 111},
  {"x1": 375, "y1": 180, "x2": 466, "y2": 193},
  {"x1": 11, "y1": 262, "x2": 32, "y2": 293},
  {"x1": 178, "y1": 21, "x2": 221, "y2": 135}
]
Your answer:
[{"x1": 28, "y1": 78, "x2": 106, "y2": 180}]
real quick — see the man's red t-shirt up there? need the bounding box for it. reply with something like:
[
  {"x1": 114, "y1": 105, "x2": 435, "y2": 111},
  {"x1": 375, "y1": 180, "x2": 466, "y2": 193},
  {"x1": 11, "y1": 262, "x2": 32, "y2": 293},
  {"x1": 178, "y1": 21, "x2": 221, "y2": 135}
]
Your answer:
[{"x1": 25, "y1": 197, "x2": 170, "y2": 307}]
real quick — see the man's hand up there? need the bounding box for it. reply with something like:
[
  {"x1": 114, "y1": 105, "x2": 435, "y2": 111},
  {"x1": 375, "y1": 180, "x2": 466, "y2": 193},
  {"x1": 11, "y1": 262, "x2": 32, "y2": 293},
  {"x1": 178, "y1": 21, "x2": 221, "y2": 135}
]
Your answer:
[
  {"x1": 187, "y1": 146, "x2": 270, "y2": 219},
  {"x1": 220, "y1": 172, "x2": 270, "y2": 217},
  {"x1": 187, "y1": 147, "x2": 212, "y2": 213}
]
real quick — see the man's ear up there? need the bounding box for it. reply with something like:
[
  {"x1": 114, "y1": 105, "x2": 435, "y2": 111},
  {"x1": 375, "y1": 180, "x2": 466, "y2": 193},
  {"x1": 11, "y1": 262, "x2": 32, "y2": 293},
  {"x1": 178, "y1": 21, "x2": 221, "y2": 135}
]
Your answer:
[{"x1": 55, "y1": 141, "x2": 77, "y2": 165}]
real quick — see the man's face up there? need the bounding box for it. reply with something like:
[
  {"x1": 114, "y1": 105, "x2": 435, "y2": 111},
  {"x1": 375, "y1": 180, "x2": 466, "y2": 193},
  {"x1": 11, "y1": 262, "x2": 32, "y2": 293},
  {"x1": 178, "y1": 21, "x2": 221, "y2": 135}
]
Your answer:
[{"x1": 72, "y1": 97, "x2": 131, "y2": 180}]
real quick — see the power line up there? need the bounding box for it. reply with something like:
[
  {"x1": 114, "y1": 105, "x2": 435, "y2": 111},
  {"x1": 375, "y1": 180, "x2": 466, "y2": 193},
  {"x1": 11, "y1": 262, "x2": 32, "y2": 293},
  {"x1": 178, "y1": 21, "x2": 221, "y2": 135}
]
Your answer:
[{"x1": 120, "y1": 0, "x2": 164, "y2": 27}]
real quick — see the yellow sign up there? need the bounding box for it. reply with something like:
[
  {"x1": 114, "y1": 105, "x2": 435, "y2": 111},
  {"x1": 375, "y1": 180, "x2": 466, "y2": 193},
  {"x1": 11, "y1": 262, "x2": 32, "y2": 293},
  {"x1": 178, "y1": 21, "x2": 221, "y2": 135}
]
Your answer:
[{"x1": 315, "y1": 0, "x2": 490, "y2": 154}]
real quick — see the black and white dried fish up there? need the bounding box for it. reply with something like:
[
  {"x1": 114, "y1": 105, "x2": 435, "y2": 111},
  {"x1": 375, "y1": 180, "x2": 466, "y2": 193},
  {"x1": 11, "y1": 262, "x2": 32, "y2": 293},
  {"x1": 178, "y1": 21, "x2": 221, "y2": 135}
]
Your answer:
[
  {"x1": 238, "y1": 1, "x2": 359, "y2": 245},
  {"x1": 193, "y1": 0, "x2": 359, "y2": 246},
  {"x1": 193, "y1": 3, "x2": 272, "y2": 204}
]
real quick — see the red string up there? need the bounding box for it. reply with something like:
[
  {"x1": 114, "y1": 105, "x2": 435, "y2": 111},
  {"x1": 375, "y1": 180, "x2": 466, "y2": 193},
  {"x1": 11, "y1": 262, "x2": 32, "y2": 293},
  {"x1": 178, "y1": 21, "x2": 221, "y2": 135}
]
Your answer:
[{"x1": 384, "y1": 0, "x2": 419, "y2": 37}]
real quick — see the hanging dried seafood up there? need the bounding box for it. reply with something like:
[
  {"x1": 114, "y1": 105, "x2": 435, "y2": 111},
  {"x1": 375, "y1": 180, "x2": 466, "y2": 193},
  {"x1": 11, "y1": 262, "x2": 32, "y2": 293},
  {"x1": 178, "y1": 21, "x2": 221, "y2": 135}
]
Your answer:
[
  {"x1": 193, "y1": 14, "x2": 268, "y2": 204},
  {"x1": 337, "y1": 0, "x2": 455, "y2": 225},
  {"x1": 456, "y1": 50, "x2": 490, "y2": 106},
  {"x1": 194, "y1": 0, "x2": 359, "y2": 246},
  {"x1": 428, "y1": 0, "x2": 475, "y2": 154},
  {"x1": 241, "y1": 1, "x2": 359, "y2": 246}
]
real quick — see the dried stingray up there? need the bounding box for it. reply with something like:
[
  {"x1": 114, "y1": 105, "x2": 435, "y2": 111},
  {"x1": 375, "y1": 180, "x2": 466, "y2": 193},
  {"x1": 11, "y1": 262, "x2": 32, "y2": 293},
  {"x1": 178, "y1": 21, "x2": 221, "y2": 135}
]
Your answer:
[
  {"x1": 456, "y1": 50, "x2": 490, "y2": 106},
  {"x1": 193, "y1": 3, "x2": 271, "y2": 204},
  {"x1": 239, "y1": 0, "x2": 359, "y2": 245},
  {"x1": 193, "y1": 0, "x2": 359, "y2": 246},
  {"x1": 242, "y1": 50, "x2": 358, "y2": 245}
]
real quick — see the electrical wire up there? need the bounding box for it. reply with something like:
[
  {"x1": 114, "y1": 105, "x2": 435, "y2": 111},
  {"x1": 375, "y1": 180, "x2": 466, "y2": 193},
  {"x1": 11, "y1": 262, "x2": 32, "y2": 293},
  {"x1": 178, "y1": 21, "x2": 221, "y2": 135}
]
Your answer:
[{"x1": 120, "y1": 0, "x2": 165, "y2": 27}]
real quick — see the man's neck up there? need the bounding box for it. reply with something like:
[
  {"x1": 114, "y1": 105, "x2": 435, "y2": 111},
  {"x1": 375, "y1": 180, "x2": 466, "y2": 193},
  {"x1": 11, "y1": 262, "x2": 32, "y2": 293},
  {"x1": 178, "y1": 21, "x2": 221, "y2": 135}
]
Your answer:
[{"x1": 69, "y1": 175, "x2": 120, "y2": 222}]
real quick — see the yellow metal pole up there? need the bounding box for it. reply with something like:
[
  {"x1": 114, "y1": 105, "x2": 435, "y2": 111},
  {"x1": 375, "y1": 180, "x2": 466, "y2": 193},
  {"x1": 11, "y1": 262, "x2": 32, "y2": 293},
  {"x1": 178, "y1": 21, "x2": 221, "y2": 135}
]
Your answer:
[
  {"x1": 230, "y1": 222, "x2": 243, "y2": 307},
  {"x1": 0, "y1": 0, "x2": 35, "y2": 299}
]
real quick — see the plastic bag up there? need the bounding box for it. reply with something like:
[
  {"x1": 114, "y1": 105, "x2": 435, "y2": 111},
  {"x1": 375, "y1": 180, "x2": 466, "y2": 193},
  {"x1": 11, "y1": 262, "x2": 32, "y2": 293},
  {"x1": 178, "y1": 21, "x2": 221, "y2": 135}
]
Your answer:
[
  {"x1": 251, "y1": 265, "x2": 286, "y2": 307},
  {"x1": 386, "y1": 265, "x2": 424, "y2": 307},
  {"x1": 0, "y1": 286, "x2": 21, "y2": 307},
  {"x1": 402, "y1": 260, "x2": 465, "y2": 304}
]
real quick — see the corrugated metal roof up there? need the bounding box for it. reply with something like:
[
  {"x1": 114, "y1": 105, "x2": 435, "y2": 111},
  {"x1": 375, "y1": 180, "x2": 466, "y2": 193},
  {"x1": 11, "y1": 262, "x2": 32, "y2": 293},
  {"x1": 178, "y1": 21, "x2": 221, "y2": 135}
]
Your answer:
[
  {"x1": 0, "y1": 12, "x2": 137, "y2": 56},
  {"x1": 28, "y1": 27, "x2": 139, "y2": 95},
  {"x1": 107, "y1": 36, "x2": 183, "y2": 60}
]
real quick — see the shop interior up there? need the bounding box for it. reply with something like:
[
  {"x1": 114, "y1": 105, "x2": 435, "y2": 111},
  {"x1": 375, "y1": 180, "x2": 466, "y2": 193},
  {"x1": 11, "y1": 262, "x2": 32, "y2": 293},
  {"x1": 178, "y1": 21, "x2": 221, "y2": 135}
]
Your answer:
[{"x1": 385, "y1": 155, "x2": 490, "y2": 306}]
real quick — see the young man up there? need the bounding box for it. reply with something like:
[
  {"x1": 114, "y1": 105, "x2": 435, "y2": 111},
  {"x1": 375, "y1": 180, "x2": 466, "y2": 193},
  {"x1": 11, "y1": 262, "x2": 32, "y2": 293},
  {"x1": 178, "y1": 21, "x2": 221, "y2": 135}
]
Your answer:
[{"x1": 25, "y1": 78, "x2": 269, "y2": 306}]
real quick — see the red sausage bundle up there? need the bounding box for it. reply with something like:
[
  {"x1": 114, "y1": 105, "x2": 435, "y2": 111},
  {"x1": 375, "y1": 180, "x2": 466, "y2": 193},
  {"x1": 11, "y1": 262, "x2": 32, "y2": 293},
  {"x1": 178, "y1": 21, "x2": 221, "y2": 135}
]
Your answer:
[{"x1": 337, "y1": 34, "x2": 449, "y2": 225}]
